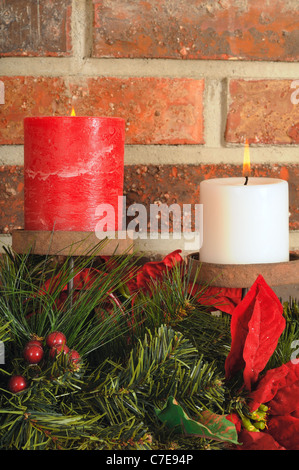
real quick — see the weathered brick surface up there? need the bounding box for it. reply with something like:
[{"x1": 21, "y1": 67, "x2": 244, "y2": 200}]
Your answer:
[
  {"x1": 0, "y1": 166, "x2": 24, "y2": 233},
  {"x1": 93, "y1": 0, "x2": 299, "y2": 61},
  {"x1": 0, "y1": 76, "x2": 204, "y2": 145},
  {"x1": 225, "y1": 80, "x2": 299, "y2": 144},
  {"x1": 0, "y1": 0, "x2": 72, "y2": 56},
  {"x1": 1, "y1": 164, "x2": 298, "y2": 234},
  {"x1": 124, "y1": 164, "x2": 299, "y2": 231}
]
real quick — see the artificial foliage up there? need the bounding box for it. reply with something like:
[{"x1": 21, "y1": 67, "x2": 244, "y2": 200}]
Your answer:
[{"x1": 0, "y1": 241, "x2": 298, "y2": 450}]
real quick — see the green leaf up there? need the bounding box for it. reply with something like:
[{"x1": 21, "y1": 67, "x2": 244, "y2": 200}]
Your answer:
[{"x1": 155, "y1": 396, "x2": 240, "y2": 445}]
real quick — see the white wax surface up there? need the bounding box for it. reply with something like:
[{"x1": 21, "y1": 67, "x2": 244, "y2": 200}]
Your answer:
[{"x1": 199, "y1": 177, "x2": 289, "y2": 265}]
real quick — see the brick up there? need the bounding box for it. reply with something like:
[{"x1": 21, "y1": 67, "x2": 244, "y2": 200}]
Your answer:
[
  {"x1": 0, "y1": 77, "x2": 68, "y2": 144},
  {"x1": 1, "y1": 164, "x2": 298, "y2": 234},
  {"x1": 124, "y1": 164, "x2": 299, "y2": 232},
  {"x1": 0, "y1": 76, "x2": 204, "y2": 145},
  {"x1": 225, "y1": 80, "x2": 299, "y2": 145},
  {"x1": 92, "y1": 0, "x2": 299, "y2": 61},
  {"x1": 0, "y1": 166, "x2": 24, "y2": 233},
  {"x1": 0, "y1": 0, "x2": 72, "y2": 56}
]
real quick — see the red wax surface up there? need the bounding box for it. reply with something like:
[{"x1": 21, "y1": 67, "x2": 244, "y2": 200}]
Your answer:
[{"x1": 24, "y1": 116, "x2": 125, "y2": 231}]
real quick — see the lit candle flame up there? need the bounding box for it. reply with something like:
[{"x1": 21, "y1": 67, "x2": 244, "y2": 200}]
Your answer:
[
  {"x1": 243, "y1": 139, "x2": 251, "y2": 177},
  {"x1": 71, "y1": 107, "x2": 76, "y2": 116}
]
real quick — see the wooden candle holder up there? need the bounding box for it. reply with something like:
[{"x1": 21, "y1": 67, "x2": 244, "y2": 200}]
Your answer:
[
  {"x1": 11, "y1": 230, "x2": 134, "y2": 257},
  {"x1": 187, "y1": 252, "x2": 299, "y2": 288}
]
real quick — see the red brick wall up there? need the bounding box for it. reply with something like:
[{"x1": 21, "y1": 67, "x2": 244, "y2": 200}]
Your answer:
[
  {"x1": 0, "y1": 0, "x2": 298, "y2": 246},
  {"x1": 92, "y1": 0, "x2": 299, "y2": 61}
]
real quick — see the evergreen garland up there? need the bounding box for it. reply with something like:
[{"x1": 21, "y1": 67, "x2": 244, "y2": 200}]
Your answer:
[{"x1": 0, "y1": 245, "x2": 297, "y2": 450}]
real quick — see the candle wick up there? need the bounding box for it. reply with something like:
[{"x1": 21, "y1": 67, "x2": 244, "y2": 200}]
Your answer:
[{"x1": 244, "y1": 176, "x2": 249, "y2": 186}]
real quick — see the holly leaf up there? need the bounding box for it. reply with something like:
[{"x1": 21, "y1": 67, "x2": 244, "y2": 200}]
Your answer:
[{"x1": 155, "y1": 397, "x2": 240, "y2": 445}]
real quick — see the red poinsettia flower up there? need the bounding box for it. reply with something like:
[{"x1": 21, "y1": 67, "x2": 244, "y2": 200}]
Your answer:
[
  {"x1": 126, "y1": 249, "x2": 184, "y2": 295},
  {"x1": 225, "y1": 274, "x2": 286, "y2": 391},
  {"x1": 38, "y1": 267, "x2": 122, "y2": 312},
  {"x1": 37, "y1": 250, "x2": 184, "y2": 311},
  {"x1": 189, "y1": 284, "x2": 243, "y2": 314},
  {"x1": 225, "y1": 275, "x2": 299, "y2": 450},
  {"x1": 237, "y1": 360, "x2": 299, "y2": 450}
]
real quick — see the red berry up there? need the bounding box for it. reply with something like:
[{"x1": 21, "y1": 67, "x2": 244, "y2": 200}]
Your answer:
[
  {"x1": 27, "y1": 340, "x2": 43, "y2": 347},
  {"x1": 49, "y1": 343, "x2": 70, "y2": 359},
  {"x1": 69, "y1": 350, "x2": 81, "y2": 364},
  {"x1": 8, "y1": 375, "x2": 27, "y2": 393},
  {"x1": 23, "y1": 343, "x2": 44, "y2": 364},
  {"x1": 46, "y1": 331, "x2": 66, "y2": 349}
]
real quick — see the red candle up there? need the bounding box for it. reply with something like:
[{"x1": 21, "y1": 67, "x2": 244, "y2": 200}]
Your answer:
[{"x1": 24, "y1": 116, "x2": 125, "y2": 232}]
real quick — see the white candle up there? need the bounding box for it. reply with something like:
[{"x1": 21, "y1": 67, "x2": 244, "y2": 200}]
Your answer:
[{"x1": 199, "y1": 177, "x2": 289, "y2": 265}]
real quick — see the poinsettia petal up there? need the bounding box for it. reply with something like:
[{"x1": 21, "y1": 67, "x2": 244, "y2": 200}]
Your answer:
[
  {"x1": 236, "y1": 429, "x2": 286, "y2": 450},
  {"x1": 136, "y1": 250, "x2": 183, "y2": 292},
  {"x1": 242, "y1": 278, "x2": 285, "y2": 390},
  {"x1": 191, "y1": 286, "x2": 242, "y2": 315},
  {"x1": 136, "y1": 264, "x2": 165, "y2": 291},
  {"x1": 225, "y1": 275, "x2": 285, "y2": 390},
  {"x1": 39, "y1": 273, "x2": 62, "y2": 294},
  {"x1": 248, "y1": 363, "x2": 289, "y2": 412},
  {"x1": 267, "y1": 415, "x2": 299, "y2": 450},
  {"x1": 225, "y1": 281, "x2": 258, "y2": 382},
  {"x1": 250, "y1": 361, "x2": 299, "y2": 416},
  {"x1": 270, "y1": 363, "x2": 299, "y2": 416},
  {"x1": 162, "y1": 249, "x2": 183, "y2": 267}
]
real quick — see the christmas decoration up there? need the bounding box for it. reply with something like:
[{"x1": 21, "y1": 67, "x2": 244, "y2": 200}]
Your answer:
[
  {"x1": 0, "y1": 245, "x2": 298, "y2": 451},
  {"x1": 68, "y1": 350, "x2": 81, "y2": 364},
  {"x1": 27, "y1": 339, "x2": 43, "y2": 347},
  {"x1": 225, "y1": 275, "x2": 286, "y2": 390},
  {"x1": 155, "y1": 396, "x2": 239, "y2": 444},
  {"x1": 49, "y1": 343, "x2": 70, "y2": 359},
  {"x1": 46, "y1": 331, "x2": 67, "y2": 349},
  {"x1": 8, "y1": 375, "x2": 27, "y2": 393},
  {"x1": 23, "y1": 342, "x2": 44, "y2": 364},
  {"x1": 225, "y1": 281, "x2": 299, "y2": 450}
]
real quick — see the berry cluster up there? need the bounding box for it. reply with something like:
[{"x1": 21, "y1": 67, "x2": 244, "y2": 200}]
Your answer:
[
  {"x1": 8, "y1": 331, "x2": 81, "y2": 393},
  {"x1": 46, "y1": 331, "x2": 80, "y2": 364}
]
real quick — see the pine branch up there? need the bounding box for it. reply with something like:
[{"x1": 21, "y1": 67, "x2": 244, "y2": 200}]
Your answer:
[
  {"x1": 75, "y1": 326, "x2": 226, "y2": 429},
  {"x1": 178, "y1": 310, "x2": 232, "y2": 365},
  {"x1": 0, "y1": 246, "x2": 139, "y2": 356},
  {"x1": 130, "y1": 262, "x2": 232, "y2": 365},
  {"x1": 130, "y1": 262, "x2": 209, "y2": 335},
  {"x1": 0, "y1": 247, "x2": 237, "y2": 450}
]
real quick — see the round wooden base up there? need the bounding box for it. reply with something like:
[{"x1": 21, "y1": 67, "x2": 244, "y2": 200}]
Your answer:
[
  {"x1": 187, "y1": 252, "x2": 299, "y2": 288},
  {"x1": 11, "y1": 230, "x2": 134, "y2": 257}
]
